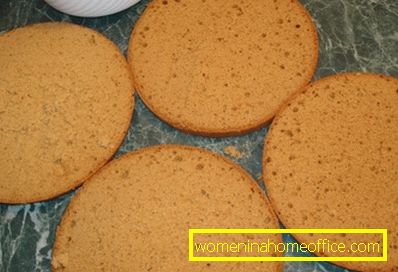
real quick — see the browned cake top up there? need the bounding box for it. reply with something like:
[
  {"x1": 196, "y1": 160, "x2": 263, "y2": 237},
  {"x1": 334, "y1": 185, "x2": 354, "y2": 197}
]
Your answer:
[
  {"x1": 128, "y1": 0, "x2": 318, "y2": 136},
  {"x1": 0, "y1": 22, "x2": 134, "y2": 203},
  {"x1": 263, "y1": 73, "x2": 398, "y2": 271},
  {"x1": 53, "y1": 145, "x2": 282, "y2": 272}
]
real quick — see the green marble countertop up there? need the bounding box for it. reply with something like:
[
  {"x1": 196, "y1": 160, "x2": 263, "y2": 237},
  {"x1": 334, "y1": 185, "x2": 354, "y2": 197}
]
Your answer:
[{"x1": 0, "y1": 0, "x2": 397, "y2": 271}]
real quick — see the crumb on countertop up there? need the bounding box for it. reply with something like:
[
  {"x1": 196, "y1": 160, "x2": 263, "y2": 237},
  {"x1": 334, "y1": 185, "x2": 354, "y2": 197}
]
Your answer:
[{"x1": 224, "y1": 146, "x2": 243, "y2": 158}]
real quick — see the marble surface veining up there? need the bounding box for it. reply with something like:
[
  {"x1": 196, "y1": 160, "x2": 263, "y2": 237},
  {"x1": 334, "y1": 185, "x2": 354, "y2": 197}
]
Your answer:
[{"x1": 0, "y1": 0, "x2": 397, "y2": 271}]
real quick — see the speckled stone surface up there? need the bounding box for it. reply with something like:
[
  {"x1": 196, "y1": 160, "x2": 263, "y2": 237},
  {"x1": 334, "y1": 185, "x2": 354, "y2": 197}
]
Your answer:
[{"x1": 0, "y1": 0, "x2": 397, "y2": 271}]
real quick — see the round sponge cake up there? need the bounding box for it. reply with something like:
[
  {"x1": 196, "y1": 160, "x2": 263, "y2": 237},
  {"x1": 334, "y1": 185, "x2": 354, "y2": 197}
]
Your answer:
[
  {"x1": 53, "y1": 145, "x2": 282, "y2": 271},
  {"x1": 128, "y1": 0, "x2": 318, "y2": 136},
  {"x1": 263, "y1": 73, "x2": 398, "y2": 271},
  {"x1": 0, "y1": 23, "x2": 134, "y2": 203}
]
